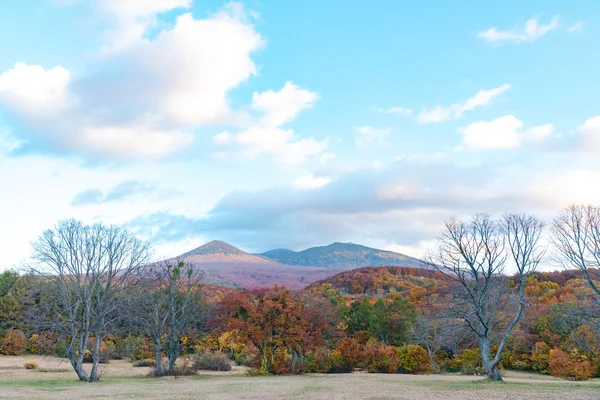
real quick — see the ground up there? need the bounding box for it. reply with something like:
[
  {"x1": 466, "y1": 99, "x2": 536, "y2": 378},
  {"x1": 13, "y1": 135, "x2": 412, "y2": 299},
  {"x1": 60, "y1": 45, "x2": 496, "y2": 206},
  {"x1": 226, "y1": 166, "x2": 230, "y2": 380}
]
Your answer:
[{"x1": 1, "y1": 356, "x2": 599, "y2": 399}]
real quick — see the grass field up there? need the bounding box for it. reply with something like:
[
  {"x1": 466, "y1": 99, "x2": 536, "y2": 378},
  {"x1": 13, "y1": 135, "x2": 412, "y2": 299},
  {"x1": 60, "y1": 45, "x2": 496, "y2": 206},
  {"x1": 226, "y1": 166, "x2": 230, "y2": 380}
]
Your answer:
[{"x1": 1, "y1": 356, "x2": 599, "y2": 399}]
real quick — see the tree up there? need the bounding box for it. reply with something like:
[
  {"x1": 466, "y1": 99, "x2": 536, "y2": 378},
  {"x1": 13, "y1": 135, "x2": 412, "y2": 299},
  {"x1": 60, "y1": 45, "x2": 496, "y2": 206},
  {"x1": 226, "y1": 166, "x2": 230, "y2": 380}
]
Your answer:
[
  {"x1": 552, "y1": 204, "x2": 600, "y2": 297},
  {"x1": 552, "y1": 205, "x2": 600, "y2": 358},
  {"x1": 30, "y1": 219, "x2": 151, "y2": 382},
  {"x1": 347, "y1": 294, "x2": 416, "y2": 346},
  {"x1": 220, "y1": 286, "x2": 327, "y2": 374},
  {"x1": 430, "y1": 213, "x2": 544, "y2": 380},
  {"x1": 129, "y1": 260, "x2": 206, "y2": 376},
  {"x1": 287, "y1": 290, "x2": 338, "y2": 373}
]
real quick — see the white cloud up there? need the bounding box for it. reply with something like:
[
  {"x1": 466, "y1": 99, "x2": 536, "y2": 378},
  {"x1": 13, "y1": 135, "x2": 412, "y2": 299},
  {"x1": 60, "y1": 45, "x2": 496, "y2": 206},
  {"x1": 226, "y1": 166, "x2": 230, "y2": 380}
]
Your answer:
[
  {"x1": 371, "y1": 106, "x2": 412, "y2": 116},
  {"x1": 479, "y1": 17, "x2": 559, "y2": 44},
  {"x1": 214, "y1": 82, "x2": 327, "y2": 164},
  {"x1": 252, "y1": 81, "x2": 319, "y2": 127},
  {"x1": 417, "y1": 84, "x2": 510, "y2": 123},
  {"x1": 293, "y1": 173, "x2": 332, "y2": 190},
  {"x1": 0, "y1": 63, "x2": 71, "y2": 116},
  {"x1": 0, "y1": 3, "x2": 264, "y2": 159},
  {"x1": 77, "y1": 126, "x2": 193, "y2": 158},
  {"x1": 355, "y1": 126, "x2": 392, "y2": 149},
  {"x1": 568, "y1": 21, "x2": 584, "y2": 32},
  {"x1": 457, "y1": 115, "x2": 555, "y2": 150},
  {"x1": 98, "y1": 0, "x2": 193, "y2": 52},
  {"x1": 577, "y1": 116, "x2": 600, "y2": 152}
]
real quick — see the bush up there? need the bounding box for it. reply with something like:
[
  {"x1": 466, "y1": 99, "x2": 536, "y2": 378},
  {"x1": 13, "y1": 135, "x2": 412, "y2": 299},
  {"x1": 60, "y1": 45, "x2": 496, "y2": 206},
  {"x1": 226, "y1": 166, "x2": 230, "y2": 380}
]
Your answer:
[
  {"x1": 82, "y1": 341, "x2": 113, "y2": 364},
  {"x1": 0, "y1": 329, "x2": 26, "y2": 356},
  {"x1": 132, "y1": 359, "x2": 156, "y2": 367},
  {"x1": 397, "y1": 344, "x2": 431, "y2": 374},
  {"x1": 456, "y1": 348, "x2": 484, "y2": 376},
  {"x1": 329, "y1": 338, "x2": 363, "y2": 373},
  {"x1": 24, "y1": 361, "x2": 39, "y2": 370},
  {"x1": 115, "y1": 335, "x2": 146, "y2": 360},
  {"x1": 531, "y1": 342, "x2": 550, "y2": 374},
  {"x1": 549, "y1": 348, "x2": 596, "y2": 381},
  {"x1": 27, "y1": 332, "x2": 58, "y2": 355},
  {"x1": 363, "y1": 340, "x2": 398, "y2": 373},
  {"x1": 192, "y1": 352, "x2": 232, "y2": 371}
]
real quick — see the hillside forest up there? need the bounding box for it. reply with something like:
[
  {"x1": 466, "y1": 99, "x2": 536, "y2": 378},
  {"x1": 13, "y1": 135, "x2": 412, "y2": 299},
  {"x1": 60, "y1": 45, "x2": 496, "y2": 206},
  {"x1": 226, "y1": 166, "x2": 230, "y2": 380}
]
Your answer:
[{"x1": 1, "y1": 205, "x2": 600, "y2": 382}]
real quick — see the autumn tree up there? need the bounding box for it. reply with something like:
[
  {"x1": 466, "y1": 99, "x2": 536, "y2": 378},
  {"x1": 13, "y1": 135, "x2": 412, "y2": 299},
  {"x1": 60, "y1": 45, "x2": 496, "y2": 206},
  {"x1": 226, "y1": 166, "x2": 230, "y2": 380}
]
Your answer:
[
  {"x1": 287, "y1": 290, "x2": 338, "y2": 373},
  {"x1": 430, "y1": 213, "x2": 545, "y2": 380},
  {"x1": 220, "y1": 286, "x2": 336, "y2": 374},
  {"x1": 30, "y1": 219, "x2": 151, "y2": 382}
]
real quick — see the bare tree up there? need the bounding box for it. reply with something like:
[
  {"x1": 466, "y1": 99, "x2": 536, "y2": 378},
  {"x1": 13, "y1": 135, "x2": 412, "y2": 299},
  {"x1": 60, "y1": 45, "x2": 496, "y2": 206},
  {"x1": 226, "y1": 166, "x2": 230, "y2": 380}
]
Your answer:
[
  {"x1": 128, "y1": 259, "x2": 206, "y2": 376},
  {"x1": 552, "y1": 204, "x2": 600, "y2": 297},
  {"x1": 430, "y1": 213, "x2": 544, "y2": 380},
  {"x1": 552, "y1": 204, "x2": 600, "y2": 357},
  {"x1": 411, "y1": 314, "x2": 472, "y2": 368},
  {"x1": 30, "y1": 219, "x2": 151, "y2": 382}
]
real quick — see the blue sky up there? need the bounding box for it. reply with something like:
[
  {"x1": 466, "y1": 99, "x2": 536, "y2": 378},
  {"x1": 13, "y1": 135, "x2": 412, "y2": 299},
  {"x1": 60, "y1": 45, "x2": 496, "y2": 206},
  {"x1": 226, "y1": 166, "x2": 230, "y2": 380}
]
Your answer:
[{"x1": 0, "y1": 0, "x2": 599, "y2": 268}]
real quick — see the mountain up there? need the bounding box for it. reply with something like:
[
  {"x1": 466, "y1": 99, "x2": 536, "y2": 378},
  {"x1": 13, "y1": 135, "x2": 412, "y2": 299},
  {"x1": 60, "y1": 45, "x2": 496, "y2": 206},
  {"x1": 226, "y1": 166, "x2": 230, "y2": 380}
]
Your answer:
[
  {"x1": 175, "y1": 241, "x2": 338, "y2": 290},
  {"x1": 258, "y1": 242, "x2": 429, "y2": 270}
]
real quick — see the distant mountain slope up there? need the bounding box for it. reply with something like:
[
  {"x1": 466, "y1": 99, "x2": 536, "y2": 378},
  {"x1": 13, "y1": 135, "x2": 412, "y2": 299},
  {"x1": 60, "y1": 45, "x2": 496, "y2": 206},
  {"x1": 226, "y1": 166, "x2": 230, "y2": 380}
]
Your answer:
[
  {"x1": 258, "y1": 242, "x2": 428, "y2": 270},
  {"x1": 174, "y1": 240, "x2": 339, "y2": 290},
  {"x1": 306, "y1": 266, "x2": 446, "y2": 295}
]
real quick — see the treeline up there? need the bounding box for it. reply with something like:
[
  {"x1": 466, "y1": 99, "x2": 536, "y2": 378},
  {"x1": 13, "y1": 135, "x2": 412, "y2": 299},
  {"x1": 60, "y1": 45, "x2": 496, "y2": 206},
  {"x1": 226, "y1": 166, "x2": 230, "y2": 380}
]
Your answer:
[{"x1": 1, "y1": 205, "x2": 600, "y2": 382}]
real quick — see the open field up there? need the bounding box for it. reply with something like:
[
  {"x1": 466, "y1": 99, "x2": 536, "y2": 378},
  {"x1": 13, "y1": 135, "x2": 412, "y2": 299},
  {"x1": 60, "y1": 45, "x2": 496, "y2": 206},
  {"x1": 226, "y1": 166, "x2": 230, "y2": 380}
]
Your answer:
[{"x1": 1, "y1": 356, "x2": 599, "y2": 400}]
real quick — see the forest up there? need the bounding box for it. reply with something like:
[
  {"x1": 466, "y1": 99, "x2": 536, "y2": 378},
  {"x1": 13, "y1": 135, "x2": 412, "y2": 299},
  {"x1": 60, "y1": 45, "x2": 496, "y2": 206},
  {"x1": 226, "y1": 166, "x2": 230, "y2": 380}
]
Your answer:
[{"x1": 1, "y1": 205, "x2": 600, "y2": 383}]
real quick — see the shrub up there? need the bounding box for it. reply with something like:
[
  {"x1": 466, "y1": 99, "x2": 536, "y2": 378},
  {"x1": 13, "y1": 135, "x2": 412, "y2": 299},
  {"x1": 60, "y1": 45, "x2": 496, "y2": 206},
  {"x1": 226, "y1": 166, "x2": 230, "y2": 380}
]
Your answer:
[
  {"x1": 192, "y1": 352, "x2": 232, "y2": 371},
  {"x1": 132, "y1": 359, "x2": 156, "y2": 367},
  {"x1": 456, "y1": 348, "x2": 484, "y2": 375},
  {"x1": 329, "y1": 338, "x2": 363, "y2": 373},
  {"x1": 129, "y1": 343, "x2": 155, "y2": 361},
  {"x1": 549, "y1": 348, "x2": 596, "y2": 381},
  {"x1": 305, "y1": 348, "x2": 332, "y2": 373},
  {"x1": 27, "y1": 332, "x2": 58, "y2": 355},
  {"x1": 0, "y1": 329, "x2": 26, "y2": 356},
  {"x1": 115, "y1": 335, "x2": 146, "y2": 360},
  {"x1": 24, "y1": 361, "x2": 39, "y2": 370},
  {"x1": 397, "y1": 344, "x2": 431, "y2": 374},
  {"x1": 363, "y1": 340, "x2": 398, "y2": 373},
  {"x1": 82, "y1": 341, "x2": 113, "y2": 364},
  {"x1": 531, "y1": 342, "x2": 551, "y2": 374}
]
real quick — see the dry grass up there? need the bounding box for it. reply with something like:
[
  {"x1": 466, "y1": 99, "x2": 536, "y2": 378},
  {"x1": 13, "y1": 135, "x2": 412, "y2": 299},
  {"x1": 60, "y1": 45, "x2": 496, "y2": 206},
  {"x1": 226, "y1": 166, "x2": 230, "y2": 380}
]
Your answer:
[{"x1": 1, "y1": 355, "x2": 599, "y2": 399}]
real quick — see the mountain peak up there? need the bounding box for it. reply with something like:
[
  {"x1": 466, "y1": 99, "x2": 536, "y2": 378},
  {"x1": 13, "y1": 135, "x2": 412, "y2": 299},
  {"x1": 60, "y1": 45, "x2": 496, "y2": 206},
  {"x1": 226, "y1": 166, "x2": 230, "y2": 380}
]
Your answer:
[{"x1": 178, "y1": 240, "x2": 247, "y2": 258}]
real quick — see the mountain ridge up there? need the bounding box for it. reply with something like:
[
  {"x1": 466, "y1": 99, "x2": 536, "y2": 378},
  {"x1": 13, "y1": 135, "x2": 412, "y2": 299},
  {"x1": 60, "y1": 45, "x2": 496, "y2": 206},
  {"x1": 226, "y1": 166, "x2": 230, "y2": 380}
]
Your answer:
[
  {"x1": 258, "y1": 241, "x2": 428, "y2": 270},
  {"x1": 171, "y1": 240, "x2": 429, "y2": 289}
]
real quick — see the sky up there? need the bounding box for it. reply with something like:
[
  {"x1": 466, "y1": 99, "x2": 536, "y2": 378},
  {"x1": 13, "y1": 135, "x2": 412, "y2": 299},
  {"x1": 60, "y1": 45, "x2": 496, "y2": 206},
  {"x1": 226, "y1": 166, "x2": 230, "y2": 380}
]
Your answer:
[{"x1": 1, "y1": 0, "x2": 599, "y2": 269}]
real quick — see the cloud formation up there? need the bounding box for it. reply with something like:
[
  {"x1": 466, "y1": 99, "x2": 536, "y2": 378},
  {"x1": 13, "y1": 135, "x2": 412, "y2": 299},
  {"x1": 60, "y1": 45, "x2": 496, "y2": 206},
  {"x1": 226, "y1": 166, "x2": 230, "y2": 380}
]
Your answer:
[
  {"x1": 72, "y1": 180, "x2": 156, "y2": 206},
  {"x1": 214, "y1": 82, "x2": 327, "y2": 164},
  {"x1": 417, "y1": 84, "x2": 510, "y2": 123},
  {"x1": 457, "y1": 115, "x2": 555, "y2": 150},
  {"x1": 0, "y1": 2, "x2": 264, "y2": 159},
  {"x1": 479, "y1": 17, "x2": 559, "y2": 44}
]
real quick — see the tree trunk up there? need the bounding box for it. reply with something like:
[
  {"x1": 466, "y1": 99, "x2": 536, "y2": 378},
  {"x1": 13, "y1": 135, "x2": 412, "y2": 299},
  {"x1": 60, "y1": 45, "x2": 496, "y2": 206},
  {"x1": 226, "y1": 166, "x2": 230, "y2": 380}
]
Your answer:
[
  {"x1": 70, "y1": 332, "x2": 91, "y2": 382},
  {"x1": 168, "y1": 352, "x2": 176, "y2": 375},
  {"x1": 290, "y1": 350, "x2": 297, "y2": 374},
  {"x1": 154, "y1": 339, "x2": 164, "y2": 376},
  {"x1": 89, "y1": 335, "x2": 102, "y2": 381},
  {"x1": 479, "y1": 337, "x2": 502, "y2": 381}
]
